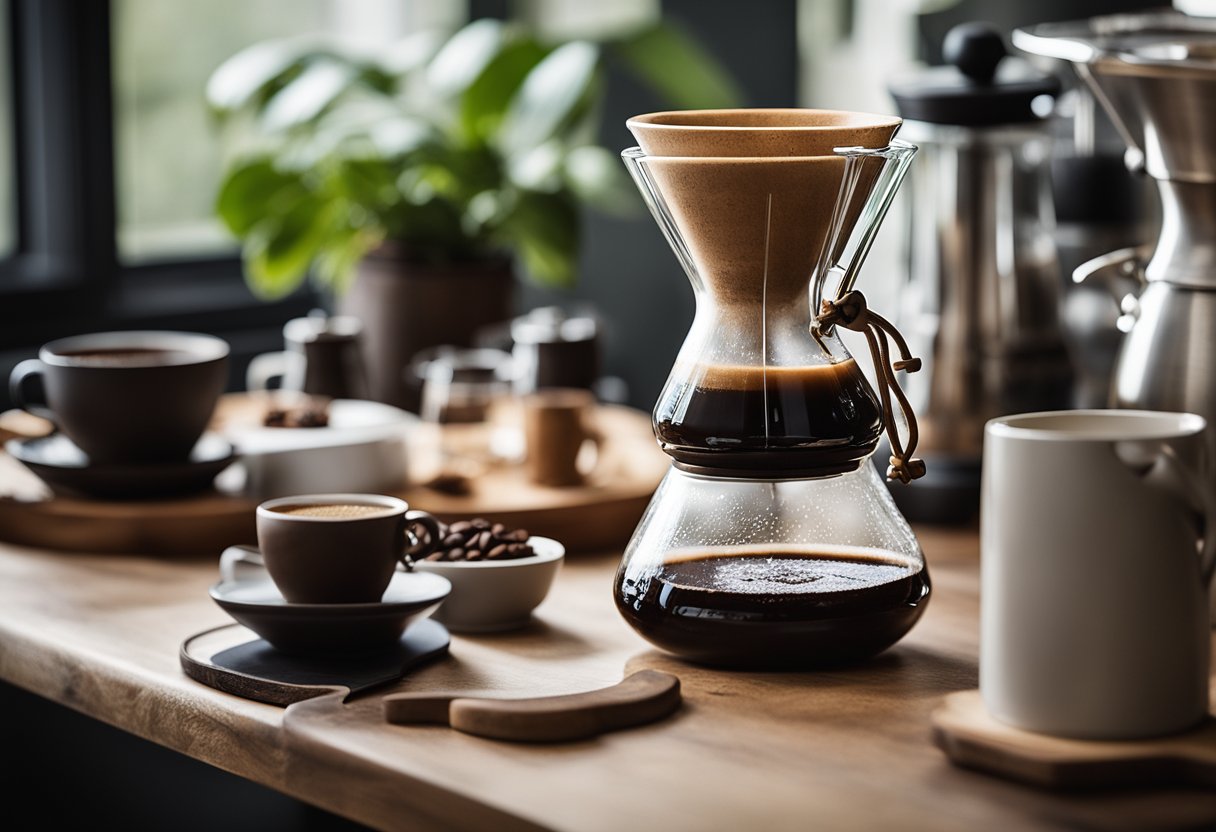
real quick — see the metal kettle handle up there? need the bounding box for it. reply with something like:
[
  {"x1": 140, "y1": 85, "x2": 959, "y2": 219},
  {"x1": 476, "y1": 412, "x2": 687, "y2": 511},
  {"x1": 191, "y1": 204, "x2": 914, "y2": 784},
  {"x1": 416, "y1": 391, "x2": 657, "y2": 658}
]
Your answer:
[
  {"x1": 1072, "y1": 245, "x2": 1150, "y2": 288},
  {"x1": 1072, "y1": 245, "x2": 1152, "y2": 333}
]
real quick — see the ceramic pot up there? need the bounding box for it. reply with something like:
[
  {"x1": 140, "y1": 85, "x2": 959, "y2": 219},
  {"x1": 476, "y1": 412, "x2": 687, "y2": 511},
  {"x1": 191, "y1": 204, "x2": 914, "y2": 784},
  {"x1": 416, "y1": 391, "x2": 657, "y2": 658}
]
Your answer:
[{"x1": 341, "y1": 245, "x2": 515, "y2": 410}]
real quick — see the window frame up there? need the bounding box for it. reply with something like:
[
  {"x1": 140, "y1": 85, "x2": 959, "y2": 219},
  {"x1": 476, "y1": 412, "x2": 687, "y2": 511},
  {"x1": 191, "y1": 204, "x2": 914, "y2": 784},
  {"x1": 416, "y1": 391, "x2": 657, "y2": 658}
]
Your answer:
[{"x1": 0, "y1": 0, "x2": 315, "y2": 355}]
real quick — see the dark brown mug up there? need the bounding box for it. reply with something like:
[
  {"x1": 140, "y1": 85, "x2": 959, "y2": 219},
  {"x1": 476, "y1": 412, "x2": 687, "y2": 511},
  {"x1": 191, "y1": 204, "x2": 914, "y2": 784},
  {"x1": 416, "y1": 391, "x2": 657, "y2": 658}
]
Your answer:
[
  {"x1": 255, "y1": 493, "x2": 441, "y2": 604},
  {"x1": 245, "y1": 314, "x2": 369, "y2": 400},
  {"x1": 8, "y1": 331, "x2": 229, "y2": 464}
]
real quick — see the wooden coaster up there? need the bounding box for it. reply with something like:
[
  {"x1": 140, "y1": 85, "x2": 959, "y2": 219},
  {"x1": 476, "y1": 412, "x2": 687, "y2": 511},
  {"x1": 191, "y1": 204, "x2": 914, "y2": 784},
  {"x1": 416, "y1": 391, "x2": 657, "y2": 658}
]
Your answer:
[
  {"x1": 180, "y1": 619, "x2": 450, "y2": 707},
  {"x1": 931, "y1": 690, "x2": 1216, "y2": 789}
]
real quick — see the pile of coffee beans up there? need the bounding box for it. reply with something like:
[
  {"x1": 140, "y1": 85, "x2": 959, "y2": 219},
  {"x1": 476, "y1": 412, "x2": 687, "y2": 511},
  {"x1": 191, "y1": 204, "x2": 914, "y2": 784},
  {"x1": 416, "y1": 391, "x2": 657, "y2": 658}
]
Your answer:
[{"x1": 424, "y1": 518, "x2": 535, "y2": 562}]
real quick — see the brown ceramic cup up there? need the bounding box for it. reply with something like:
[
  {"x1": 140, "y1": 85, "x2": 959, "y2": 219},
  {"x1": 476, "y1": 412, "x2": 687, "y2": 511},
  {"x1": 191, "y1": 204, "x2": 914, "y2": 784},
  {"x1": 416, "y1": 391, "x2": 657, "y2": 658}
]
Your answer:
[
  {"x1": 7, "y1": 330, "x2": 229, "y2": 465},
  {"x1": 256, "y1": 493, "x2": 441, "y2": 604},
  {"x1": 523, "y1": 389, "x2": 600, "y2": 487}
]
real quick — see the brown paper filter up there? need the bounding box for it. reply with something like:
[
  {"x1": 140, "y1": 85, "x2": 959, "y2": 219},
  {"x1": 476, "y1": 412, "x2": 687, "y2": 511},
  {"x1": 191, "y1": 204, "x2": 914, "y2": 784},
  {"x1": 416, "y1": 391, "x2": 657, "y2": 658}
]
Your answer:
[{"x1": 626, "y1": 110, "x2": 901, "y2": 309}]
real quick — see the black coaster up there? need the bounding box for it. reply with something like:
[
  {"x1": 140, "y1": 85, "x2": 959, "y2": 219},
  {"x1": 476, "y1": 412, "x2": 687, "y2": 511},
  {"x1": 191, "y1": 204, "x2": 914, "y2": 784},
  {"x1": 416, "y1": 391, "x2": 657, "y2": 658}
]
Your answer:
[{"x1": 181, "y1": 618, "x2": 450, "y2": 706}]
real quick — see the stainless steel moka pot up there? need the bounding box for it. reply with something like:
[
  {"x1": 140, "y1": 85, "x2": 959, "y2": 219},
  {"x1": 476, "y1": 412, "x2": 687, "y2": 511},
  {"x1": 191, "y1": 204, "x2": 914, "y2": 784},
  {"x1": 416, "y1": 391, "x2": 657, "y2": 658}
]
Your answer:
[
  {"x1": 886, "y1": 24, "x2": 1073, "y2": 522},
  {"x1": 1016, "y1": 10, "x2": 1216, "y2": 470}
]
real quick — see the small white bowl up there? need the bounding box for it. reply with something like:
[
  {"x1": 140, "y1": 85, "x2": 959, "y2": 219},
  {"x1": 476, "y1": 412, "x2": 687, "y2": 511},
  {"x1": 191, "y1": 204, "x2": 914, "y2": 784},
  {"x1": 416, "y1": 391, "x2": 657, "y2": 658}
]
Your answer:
[{"x1": 412, "y1": 536, "x2": 564, "y2": 633}]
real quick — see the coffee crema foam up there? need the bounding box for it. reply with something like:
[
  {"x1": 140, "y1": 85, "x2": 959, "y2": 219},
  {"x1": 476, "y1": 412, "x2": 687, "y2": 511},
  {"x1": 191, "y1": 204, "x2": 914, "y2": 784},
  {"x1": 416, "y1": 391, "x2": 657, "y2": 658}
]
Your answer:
[
  {"x1": 274, "y1": 504, "x2": 395, "y2": 519},
  {"x1": 56, "y1": 347, "x2": 199, "y2": 367}
]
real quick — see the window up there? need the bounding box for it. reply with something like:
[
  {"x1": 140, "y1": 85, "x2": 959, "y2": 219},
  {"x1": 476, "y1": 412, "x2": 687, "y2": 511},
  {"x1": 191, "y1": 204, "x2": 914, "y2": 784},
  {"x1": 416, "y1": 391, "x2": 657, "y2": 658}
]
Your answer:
[{"x1": 112, "y1": 0, "x2": 465, "y2": 263}]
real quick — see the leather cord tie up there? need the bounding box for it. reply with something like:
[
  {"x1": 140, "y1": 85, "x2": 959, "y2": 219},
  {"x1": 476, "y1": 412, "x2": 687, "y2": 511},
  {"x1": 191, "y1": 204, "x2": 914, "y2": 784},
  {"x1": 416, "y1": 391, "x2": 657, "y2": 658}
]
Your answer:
[{"x1": 814, "y1": 290, "x2": 926, "y2": 484}]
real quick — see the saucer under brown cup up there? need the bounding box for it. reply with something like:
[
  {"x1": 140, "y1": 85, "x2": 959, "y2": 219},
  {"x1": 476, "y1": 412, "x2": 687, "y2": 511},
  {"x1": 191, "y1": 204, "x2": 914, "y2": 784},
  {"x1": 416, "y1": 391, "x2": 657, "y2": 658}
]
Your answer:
[
  {"x1": 256, "y1": 493, "x2": 442, "y2": 604},
  {"x1": 8, "y1": 330, "x2": 229, "y2": 465}
]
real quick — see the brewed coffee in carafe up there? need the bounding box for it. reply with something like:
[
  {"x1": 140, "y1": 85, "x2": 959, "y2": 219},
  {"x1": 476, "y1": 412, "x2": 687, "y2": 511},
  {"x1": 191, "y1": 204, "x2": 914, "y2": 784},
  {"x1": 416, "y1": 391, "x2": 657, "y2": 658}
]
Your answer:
[{"x1": 616, "y1": 109, "x2": 929, "y2": 667}]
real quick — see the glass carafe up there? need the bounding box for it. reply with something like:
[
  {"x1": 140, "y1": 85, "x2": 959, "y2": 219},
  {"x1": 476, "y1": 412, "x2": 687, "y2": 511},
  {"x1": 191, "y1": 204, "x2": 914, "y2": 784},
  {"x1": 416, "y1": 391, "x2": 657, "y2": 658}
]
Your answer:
[{"x1": 616, "y1": 110, "x2": 928, "y2": 668}]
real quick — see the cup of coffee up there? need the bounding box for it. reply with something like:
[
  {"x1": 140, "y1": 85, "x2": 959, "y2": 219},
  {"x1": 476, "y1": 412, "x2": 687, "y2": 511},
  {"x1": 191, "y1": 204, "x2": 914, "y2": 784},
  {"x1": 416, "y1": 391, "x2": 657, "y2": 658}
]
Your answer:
[
  {"x1": 256, "y1": 493, "x2": 442, "y2": 603},
  {"x1": 981, "y1": 410, "x2": 1216, "y2": 740},
  {"x1": 8, "y1": 331, "x2": 229, "y2": 465},
  {"x1": 523, "y1": 389, "x2": 600, "y2": 487}
]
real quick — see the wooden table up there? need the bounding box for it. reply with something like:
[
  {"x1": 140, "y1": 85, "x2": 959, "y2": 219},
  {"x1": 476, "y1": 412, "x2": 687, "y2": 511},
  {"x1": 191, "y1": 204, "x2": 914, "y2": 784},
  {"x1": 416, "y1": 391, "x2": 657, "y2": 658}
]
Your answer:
[{"x1": 1, "y1": 528, "x2": 1214, "y2": 831}]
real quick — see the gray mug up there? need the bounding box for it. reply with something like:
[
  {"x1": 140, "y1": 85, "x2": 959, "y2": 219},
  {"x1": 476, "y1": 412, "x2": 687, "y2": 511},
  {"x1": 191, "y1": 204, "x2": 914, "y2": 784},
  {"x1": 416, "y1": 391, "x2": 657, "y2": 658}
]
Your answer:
[{"x1": 981, "y1": 410, "x2": 1216, "y2": 740}]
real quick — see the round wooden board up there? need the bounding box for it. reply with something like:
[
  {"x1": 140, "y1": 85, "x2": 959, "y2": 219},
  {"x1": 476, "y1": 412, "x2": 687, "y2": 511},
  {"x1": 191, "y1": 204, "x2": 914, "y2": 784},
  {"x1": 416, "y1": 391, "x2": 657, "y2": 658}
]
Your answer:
[
  {"x1": 396, "y1": 404, "x2": 667, "y2": 552},
  {"x1": 0, "y1": 396, "x2": 666, "y2": 555}
]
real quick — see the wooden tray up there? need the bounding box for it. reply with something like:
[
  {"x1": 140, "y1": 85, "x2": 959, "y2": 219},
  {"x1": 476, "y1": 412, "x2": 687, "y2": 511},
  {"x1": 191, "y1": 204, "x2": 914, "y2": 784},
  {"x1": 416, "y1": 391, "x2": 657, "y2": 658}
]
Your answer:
[
  {"x1": 932, "y1": 689, "x2": 1216, "y2": 789},
  {"x1": 0, "y1": 396, "x2": 665, "y2": 555},
  {"x1": 399, "y1": 404, "x2": 666, "y2": 552}
]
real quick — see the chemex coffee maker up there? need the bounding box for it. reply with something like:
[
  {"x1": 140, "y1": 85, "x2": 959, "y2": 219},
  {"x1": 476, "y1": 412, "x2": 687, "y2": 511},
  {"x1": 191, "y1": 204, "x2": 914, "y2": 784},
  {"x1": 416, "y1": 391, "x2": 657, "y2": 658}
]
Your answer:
[
  {"x1": 1015, "y1": 8, "x2": 1216, "y2": 466},
  {"x1": 614, "y1": 109, "x2": 930, "y2": 668}
]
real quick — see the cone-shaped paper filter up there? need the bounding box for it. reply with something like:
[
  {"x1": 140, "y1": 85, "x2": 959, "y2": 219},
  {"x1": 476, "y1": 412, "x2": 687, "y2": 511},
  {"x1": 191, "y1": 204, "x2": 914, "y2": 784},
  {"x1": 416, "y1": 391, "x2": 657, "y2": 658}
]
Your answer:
[{"x1": 627, "y1": 110, "x2": 901, "y2": 308}]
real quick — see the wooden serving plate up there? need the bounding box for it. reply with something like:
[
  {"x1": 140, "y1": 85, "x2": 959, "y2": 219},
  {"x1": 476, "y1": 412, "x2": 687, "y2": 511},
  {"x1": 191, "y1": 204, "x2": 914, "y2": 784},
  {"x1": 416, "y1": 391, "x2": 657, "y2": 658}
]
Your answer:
[{"x1": 0, "y1": 396, "x2": 665, "y2": 555}]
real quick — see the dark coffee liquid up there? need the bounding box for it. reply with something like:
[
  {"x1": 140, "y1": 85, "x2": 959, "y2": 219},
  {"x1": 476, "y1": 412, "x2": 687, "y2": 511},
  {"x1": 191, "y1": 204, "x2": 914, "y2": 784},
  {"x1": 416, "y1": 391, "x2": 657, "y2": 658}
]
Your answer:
[
  {"x1": 58, "y1": 347, "x2": 194, "y2": 367},
  {"x1": 655, "y1": 360, "x2": 882, "y2": 472},
  {"x1": 615, "y1": 549, "x2": 930, "y2": 668}
]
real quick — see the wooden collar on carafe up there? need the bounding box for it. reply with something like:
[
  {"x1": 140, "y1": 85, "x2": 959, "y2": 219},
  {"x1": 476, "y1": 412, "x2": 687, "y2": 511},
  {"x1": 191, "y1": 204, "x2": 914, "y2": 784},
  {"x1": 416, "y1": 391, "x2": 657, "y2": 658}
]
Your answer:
[{"x1": 814, "y1": 290, "x2": 926, "y2": 484}]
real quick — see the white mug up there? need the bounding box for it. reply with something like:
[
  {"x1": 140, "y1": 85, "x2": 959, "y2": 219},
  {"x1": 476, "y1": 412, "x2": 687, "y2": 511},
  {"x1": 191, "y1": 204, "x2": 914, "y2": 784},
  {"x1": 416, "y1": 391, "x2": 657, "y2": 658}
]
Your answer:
[{"x1": 981, "y1": 410, "x2": 1216, "y2": 740}]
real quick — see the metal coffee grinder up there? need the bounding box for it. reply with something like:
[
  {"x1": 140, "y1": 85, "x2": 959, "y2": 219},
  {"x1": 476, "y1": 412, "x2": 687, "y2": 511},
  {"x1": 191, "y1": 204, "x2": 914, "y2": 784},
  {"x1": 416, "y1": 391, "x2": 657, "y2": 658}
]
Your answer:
[{"x1": 1016, "y1": 8, "x2": 1216, "y2": 477}]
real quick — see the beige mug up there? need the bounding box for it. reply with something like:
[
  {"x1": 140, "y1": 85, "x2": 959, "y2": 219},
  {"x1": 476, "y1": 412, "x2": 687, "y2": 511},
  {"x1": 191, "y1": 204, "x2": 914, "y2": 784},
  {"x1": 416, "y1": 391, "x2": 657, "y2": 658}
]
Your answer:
[
  {"x1": 523, "y1": 389, "x2": 600, "y2": 487},
  {"x1": 981, "y1": 410, "x2": 1216, "y2": 740}
]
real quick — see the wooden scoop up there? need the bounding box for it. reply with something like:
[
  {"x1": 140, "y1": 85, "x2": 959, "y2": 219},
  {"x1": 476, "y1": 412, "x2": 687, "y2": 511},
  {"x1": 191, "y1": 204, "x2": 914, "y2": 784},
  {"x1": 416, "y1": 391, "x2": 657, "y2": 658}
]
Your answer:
[
  {"x1": 0, "y1": 409, "x2": 54, "y2": 444},
  {"x1": 383, "y1": 669, "x2": 681, "y2": 743}
]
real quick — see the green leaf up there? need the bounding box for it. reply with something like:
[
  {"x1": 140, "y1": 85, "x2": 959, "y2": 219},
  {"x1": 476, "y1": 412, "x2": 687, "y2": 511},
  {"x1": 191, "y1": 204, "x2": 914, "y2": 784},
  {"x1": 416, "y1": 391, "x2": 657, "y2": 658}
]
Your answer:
[
  {"x1": 216, "y1": 159, "x2": 306, "y2": 236},
  {"x1": 378, "y1": 30, "x2": 446, "y2": 77},
  {"x1": 506, "y1": 142, "x2": 563, "y2": 192},
  {"x1": 498, "y1": 190, "x2": 580, "y2": 287},
  {"x1": 562, "y1": 145, "x2": 638, "y2": 216},
  {"x1": 611, "y1": 21, "x2": 743, "y2": 109},
  {"x1": 426, "y1": 19, "x2": 507, "y2": 98},
  {"x1": 459, "y1": 37, "x2": 549, "y2": 143},
  {"x1": 242, "y1": 198, "x2": 330, "y2": 299},
  {"x1": 259, "y1": 58, "x2": 360, "y2": 132},
  {"x1": 314, "y1": 226, "x2": 378, "y2": 294},
  {"x1": 206, "y1": 39, "x2": 323, "y2": 115},
  {"x1": 498, "y1": 41, "x2": 601, "y2": 156}
]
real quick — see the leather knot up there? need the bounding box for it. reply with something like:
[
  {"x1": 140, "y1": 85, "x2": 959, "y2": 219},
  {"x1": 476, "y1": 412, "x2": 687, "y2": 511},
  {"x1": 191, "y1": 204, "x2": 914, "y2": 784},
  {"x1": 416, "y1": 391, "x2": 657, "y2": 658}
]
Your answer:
[
  {"x1": 814, "y1": 289, "x2": 927, "y2": 485},
  {"x1": 817, "y1": 291, "x2": 868, "y2": 332}
]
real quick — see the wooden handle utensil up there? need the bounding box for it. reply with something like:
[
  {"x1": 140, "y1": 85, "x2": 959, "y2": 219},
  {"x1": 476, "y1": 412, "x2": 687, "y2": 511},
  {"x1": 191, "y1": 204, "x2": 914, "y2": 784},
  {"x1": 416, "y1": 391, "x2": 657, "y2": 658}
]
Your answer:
[{"x1": 383, "y1": 669, "x2": 681, "y2": 742}]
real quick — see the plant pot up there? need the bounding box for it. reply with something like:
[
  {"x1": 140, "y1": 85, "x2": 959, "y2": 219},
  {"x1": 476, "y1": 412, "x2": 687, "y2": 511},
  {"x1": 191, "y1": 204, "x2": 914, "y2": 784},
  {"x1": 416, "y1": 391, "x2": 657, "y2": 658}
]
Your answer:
[{"x1": 341, "y1": 246, "x2": 515, "y2": 410}]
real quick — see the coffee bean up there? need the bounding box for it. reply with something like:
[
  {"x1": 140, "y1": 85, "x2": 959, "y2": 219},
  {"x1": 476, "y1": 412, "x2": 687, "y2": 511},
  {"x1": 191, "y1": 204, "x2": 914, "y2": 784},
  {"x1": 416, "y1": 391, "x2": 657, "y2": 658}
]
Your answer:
[{"x1": 422, "y1": 517, "x2": 538, "y2": 562}]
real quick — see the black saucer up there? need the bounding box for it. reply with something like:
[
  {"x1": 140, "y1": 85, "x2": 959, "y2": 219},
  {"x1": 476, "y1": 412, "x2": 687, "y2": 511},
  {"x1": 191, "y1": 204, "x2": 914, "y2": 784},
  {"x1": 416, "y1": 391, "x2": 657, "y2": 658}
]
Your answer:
[
  {"x1": 5, "y1": 432, "x2": 237, "y2": 499},
  {"x1": 180, "y1": 619, "x2": 451, "y2": 706},
  {"x1": 209, "y1": 570, "x2": 451, "y2": 655}
]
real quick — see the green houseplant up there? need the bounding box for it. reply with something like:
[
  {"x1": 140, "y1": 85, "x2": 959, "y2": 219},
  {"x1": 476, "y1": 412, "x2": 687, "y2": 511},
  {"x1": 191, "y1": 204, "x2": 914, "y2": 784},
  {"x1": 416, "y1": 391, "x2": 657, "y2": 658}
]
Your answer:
[{"x1": 207, "y1": 17, "x2": 740, "y2": 406}]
